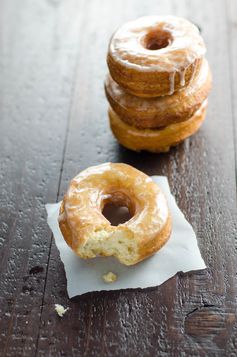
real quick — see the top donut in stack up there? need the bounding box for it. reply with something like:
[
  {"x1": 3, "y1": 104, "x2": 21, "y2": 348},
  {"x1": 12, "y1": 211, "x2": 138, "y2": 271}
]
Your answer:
[{"x1": 105, "y1": 16, "x2": 212, "y2": 152}]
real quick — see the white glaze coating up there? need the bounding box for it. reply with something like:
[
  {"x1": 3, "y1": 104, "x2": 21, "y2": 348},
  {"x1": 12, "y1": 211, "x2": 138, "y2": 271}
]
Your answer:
[
  {"x1": 105, "y1": 59, "x2": 210, "y2": 112},
  {"x1": 109, "y1": 16, "x2": 206, "y2": 73},
  {"x1": 169, "y1": 72, "x2": 175, "y2": 95}
]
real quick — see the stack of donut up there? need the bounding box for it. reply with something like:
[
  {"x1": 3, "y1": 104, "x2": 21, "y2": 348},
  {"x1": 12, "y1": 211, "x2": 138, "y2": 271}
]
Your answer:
[{"x1": 105, "y1": 16, "x2": 212, "y2": 153}]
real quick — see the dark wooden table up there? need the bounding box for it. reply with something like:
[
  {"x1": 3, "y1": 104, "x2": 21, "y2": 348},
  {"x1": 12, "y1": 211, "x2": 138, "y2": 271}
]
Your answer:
[{"x1": 1, "y1": 0, "x2": 237, "y2": 356}]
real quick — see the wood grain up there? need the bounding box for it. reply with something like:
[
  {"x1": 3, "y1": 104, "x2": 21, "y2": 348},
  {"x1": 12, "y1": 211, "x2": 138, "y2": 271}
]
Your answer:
[
  {"x1": 0, "y1": 0, "x2": 84, "y2": 355},
  {"x1": 0, "y1": 0, "x2": 236, "y2": 356}
]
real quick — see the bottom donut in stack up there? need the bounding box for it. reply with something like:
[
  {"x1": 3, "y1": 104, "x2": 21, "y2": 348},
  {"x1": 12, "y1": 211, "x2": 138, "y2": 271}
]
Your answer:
[
  {"x1": 105, "y1": 59, "x2": 211, "y2": 153},
  {"x1": 108, "y1": 101, "x2": 207, "y2": 153}
]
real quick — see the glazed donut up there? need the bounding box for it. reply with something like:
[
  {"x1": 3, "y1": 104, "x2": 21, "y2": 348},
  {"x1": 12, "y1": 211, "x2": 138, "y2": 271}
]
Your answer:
[
  {"x1": 109, "y1": 100, "x2": 207, "y2": 153},
  {"x1": 105, "y1": 59, "x2": 211, "y2": 129},
  {"x1": 107, "y1": 16, "x2": 206, "y2": 97},
  {"x1": 58, "y1": 163, "x2": 171, "y2": 266}
]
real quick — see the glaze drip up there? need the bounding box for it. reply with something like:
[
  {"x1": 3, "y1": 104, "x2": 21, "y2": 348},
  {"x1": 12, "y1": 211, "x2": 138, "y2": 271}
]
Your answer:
[
  {"x1": 169, "y1": 72, "x2": 175, "y2": 95},
  {"x1": 179, "y1": 67, "x2": 187, "y2": 87}
]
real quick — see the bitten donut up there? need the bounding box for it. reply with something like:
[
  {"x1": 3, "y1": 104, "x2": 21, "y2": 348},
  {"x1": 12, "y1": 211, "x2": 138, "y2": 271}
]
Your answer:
[
  {"x1": 58, "y1": 163, "x2": 171, "y2": 266},
  {"x1": 109, "y1": 100, "x2": 207, "y2": 152},
  {"x1": 107, "y1": 16, "x2": 206, "y2": 97},
  {"x1": 105, "y1": 59, "x2": 211, "y2": 129}
]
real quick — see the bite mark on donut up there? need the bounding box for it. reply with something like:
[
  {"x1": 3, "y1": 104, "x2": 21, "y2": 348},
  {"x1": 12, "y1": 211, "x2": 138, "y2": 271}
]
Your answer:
[{"x1": 79, "y1": 228, "x2": 139, "y2": 266}]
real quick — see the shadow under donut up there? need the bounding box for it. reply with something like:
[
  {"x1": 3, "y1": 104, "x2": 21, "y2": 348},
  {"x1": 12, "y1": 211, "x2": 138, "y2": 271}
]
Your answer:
[{"x1": 113, "y1": 142, "x2": 187, "y2": 176}]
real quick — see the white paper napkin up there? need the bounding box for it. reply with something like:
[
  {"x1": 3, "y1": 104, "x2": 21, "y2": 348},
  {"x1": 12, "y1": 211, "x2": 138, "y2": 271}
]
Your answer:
[{"x1": 46, "y1": 176, "x2": 206, "y2": 298}]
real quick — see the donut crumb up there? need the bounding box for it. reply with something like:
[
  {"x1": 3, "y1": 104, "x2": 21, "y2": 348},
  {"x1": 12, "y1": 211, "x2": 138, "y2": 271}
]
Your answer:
[
  {"x1": 102, "y1": 272, "x2": 117, "y2": 283},
  {"x1": 55, "y1": 304, "x2": 69, "y2": 317}
]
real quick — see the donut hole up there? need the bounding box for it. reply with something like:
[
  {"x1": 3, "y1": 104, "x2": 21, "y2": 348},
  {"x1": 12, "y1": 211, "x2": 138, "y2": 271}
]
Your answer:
[
  {"x1": 102, "y1": 203, "x2": 132, "y2": 226},
  {"x1": 143, "y1": 29, "x2": 172, "y2": 50}
]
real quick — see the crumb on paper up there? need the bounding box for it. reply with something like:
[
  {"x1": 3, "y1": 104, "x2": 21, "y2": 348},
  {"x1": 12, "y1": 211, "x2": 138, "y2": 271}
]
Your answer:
[
  {"x1": 102, "y1": 272, "x2": 117, "y2": 283},
  {"x1": 54, "y1": 304, "x2": 69, "y2": 317}
]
